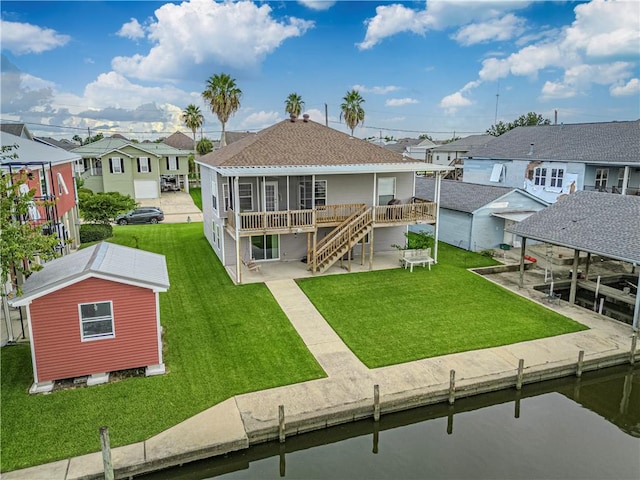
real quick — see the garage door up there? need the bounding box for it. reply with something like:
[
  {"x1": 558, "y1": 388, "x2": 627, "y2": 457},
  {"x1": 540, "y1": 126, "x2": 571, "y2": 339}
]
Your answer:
[{"x1": 134, "y1": 180, "x2": 159, "y2": 199}]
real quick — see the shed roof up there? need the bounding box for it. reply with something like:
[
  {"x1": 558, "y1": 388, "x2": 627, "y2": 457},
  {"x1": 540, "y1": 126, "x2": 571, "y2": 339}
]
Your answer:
[
  {"x1": 508, "y1": 191, "x2": 640, "y2": 264},
  {"x1": 1, "y1": 132, "x2": 81, "y2": 167},
  {"x1": 415, "y1": 178, "x2": 544, "y2": 214},
  {"x1": 467, "y1": 120, "x2": 640, "y2": 164},
  {"x1": 11, "y1": 242, "x2": 170, "y2": 306}
]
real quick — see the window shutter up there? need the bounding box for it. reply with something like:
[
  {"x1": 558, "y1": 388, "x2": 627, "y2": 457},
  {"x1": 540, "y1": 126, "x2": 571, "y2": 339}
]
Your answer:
[
  {"x1": 148, "y1": 158, "x2": 151, "y2": 172},
  {"x1": 121, "y1": 158, "x2": 124, "y2": 173},
  {"x1": 176, "y1": 158, "x2": 180, "y2": 169},
  {"x1": 137, "y1": 158, "x2": 141, "y2": 172},
  {"x1": 166, "y1": 157, "x2": 169, "y2": 169},
  {"x1": 109, "y1": 158, "x2": 113, "y2": 173}
]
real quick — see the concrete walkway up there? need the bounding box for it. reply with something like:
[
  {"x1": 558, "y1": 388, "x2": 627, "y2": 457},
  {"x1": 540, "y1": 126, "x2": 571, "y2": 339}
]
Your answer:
[{"x1": 4, "y1": 274, "x2": 638, "y2": 479}]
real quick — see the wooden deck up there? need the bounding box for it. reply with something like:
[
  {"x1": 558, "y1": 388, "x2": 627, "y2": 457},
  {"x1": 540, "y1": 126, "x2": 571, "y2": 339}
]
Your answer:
[{"x1": 226, "y1": 201, "x2": 435, "y2": 238}]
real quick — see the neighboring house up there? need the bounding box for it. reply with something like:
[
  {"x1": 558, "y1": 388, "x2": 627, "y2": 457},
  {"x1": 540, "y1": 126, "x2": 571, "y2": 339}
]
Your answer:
[
  {"x1": 9, "y1": 242, "x2": 170, "y2": 393},
  {"x1": 429, "y1": 134, "x2": 493, "y2": 180},
  {"x1": 164, "y1": 131, "x2": 195, "y2": 151},
  {"x1": 464, "y1": 121, "x2": 640, "y2": 203},
  {"x1": 197, "y1": 116, "x2": 452, "y2": 284},
  {"x1": 0, "y1": 122, "x2": 33, "y2": 139},
  {"x1": 36, "y1": 137, "x2": 80, "y2": 151},
  {"x1": 410, "y1": 178, "x2": 548, "y2": 251},
  {"x1": 73, "y1": 137, "x2": 191, "y2": 199},
  {"x1": 381, "y1": 137, "x2": 437, "y2": 161},
  {"x1": 0, "y1": 130, "x2": 81, "y2": 252}
]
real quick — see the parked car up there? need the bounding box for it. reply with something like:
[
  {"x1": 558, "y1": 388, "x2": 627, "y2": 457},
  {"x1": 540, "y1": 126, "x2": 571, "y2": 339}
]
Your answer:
[{"x1": 116, "y1": 207, "x2": 164, "y2": 225}]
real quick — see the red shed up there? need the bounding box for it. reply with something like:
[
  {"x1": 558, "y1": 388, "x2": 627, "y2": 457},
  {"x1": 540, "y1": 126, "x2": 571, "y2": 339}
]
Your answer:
[{"x1": 10, "y1": 242, "x2": 170, "y2": 394}]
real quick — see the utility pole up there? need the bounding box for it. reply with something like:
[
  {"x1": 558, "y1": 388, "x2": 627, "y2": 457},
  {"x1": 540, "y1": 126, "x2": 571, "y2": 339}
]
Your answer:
[
  {"x1": 324, "y1": 103, "x2": 328, "y2": 127},
  {"x1": 494, "y1": 81, "x2": 500, "y2": 125}
]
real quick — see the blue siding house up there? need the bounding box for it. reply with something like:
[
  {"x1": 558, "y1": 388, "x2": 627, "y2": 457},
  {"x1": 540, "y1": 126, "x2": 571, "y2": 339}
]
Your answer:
[
  {"x1": 411, "y1": 178, "x2": 548, "y2": 251},
  {"x1": 464, "y1": 120, "x2": 640, "y2": 203}
]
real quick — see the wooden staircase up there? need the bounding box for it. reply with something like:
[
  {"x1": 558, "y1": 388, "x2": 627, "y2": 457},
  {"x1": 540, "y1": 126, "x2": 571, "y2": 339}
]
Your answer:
[{"x1": 308, "y1": 206, "x2": 373, "y2": 273}]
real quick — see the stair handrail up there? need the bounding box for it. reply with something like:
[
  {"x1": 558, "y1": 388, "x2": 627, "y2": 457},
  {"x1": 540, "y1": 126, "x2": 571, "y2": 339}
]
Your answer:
[{"x1": 313, "y1": 208, "x2": 372, "y2": 271}]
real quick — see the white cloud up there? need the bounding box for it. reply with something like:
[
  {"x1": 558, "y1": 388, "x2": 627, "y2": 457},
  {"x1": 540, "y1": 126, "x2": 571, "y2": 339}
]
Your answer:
[
  {"x1": 438, "y1": 92, "x2": 472, "y2": 114},
  {"x1": 610, "y1": 78, "x2": 640, "y2": 97},
  {"x1": 112, "y1": 0, "x2": 314, "y2": 81},
  {"x1": 357, "y1": 1, "x2": 530, "y2": 50},
  {"x1": 238, "y1": 110, "x2": 281, "y2": 130},
  {"x1": 0, "y1": 20, "x2": 70, "y2": 55},
  {"x1": 117, "y1": 18, "x2": 146, "y2": 40},
  {"x1": 352, "y1": 84, "x2": 399, "y2": 94},
  {"x1": 297, "y1": 1, "x2": 336, "y2": 11},
  {"x1": 385, "y1": 97, "x2": 418, "y2": 107},
  {"x1": 453, "y1": 14, "x2": 525, "y2": 46},
  {"x1": 540, "y1": 61, "x2": 635, "y2": 100}
]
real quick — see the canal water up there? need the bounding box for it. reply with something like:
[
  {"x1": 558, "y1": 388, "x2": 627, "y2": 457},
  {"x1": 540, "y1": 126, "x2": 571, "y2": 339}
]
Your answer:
[{"x1": 142, "y1": 365, "x2": 640, "y2": 479}]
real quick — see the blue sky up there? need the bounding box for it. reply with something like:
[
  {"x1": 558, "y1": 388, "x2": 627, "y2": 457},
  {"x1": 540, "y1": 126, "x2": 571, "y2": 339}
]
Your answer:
[{"x1": 1, "y1": 0, "x2": 639, "y2": 141}]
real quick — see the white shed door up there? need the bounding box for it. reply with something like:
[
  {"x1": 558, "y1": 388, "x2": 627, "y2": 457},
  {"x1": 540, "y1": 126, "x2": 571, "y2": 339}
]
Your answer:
[{"x1": 134, "y1": 180, "x2": 158, "y2": 199}]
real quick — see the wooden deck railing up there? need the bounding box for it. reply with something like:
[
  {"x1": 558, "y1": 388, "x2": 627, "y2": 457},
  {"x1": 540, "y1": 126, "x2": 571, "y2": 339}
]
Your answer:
[
  {"x1": 316, "y1": 203, "x2": 366, "y2": 224},
  {"x1": 373, "y1": 201, "x2": 436, "y2": 224},
  {"x1": 227, "y1": 200, "x2": 436, "y2": 236}
]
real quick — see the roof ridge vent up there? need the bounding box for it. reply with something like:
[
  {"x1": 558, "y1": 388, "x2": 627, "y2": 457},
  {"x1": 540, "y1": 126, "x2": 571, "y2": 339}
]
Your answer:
[
  {"x1": 289, "y1": 114, "x2": 296, "y2": 122},
  {"x1": 303, "y1": 114, "x2": 309, "y2": 122}
]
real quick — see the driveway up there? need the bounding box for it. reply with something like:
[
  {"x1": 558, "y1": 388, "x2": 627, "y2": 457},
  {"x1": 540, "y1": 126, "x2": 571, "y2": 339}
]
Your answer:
[{"x1": 138, "y1": 192, "x2": 203, "y2": 223}]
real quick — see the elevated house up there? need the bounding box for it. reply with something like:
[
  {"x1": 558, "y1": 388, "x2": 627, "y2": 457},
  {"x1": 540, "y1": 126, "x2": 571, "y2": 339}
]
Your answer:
[
  {"x1": 429, "y1": 134, "x2": 493, "y2": 180},
  {"x1": 197, "y1": 116, "x2": 452, "y2": 284},
  {"x1": 9, "y1": 242, "x2": 170, "y2": 393},
  {"x1": 0, "y1": 129, "x2": 81, "y2": 252},
  {"x1": 464, "y1": 120, "x2": 640, "y2": 203},
  {"x1": 72, "y1": 137, "x2": 191, "y2": 199},
  {"x1": 410, "y1": 178, "x2": 548, "y2": 251}
]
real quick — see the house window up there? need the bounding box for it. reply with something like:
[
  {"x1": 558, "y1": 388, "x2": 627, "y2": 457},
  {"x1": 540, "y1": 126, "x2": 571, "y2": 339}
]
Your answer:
[
  {"x1": 137, "y1": 157, "x2": 150, "y2": 173},
  {"x1": 377, "y1": 177, "x2": 396, "y2": 205},
  {"x1": 110, "y1": 157, "x2": 124, "y2": 174},
  {"x1": 211, "y1": 180, "x2": 218, "y2": 213},
  {"x1": 550, "y1": 168, "x2": 564, "y2": 188},
  {"x1": 595, "y1": 169, "x2": 608, "y2": 191},
  {"x1": 222, "y1": 183, "x2": 230, "y2": 211},
  {"x1": 39, "y1": 170, "x2": 49, "y2": 197},
  {"x1": 215, "y1": 225, "x2": 221, "y2": 249},
  {"x1": 239, "y1": 183, "x2": 253, "y2": 211},
  {"x1": 251, "y1": 234, "x2": 279, "y2": 260},
  {"x1": 534, "y1": 167, "x2": 547, "y2": 186},
  {"x1": 299, "y1": 180, "x2": 327, "y2": 209},
  {"x1": 79, "y1": 301, "x2": 115, "y2": 341},
  {"x1": 88, "y1": 159, "x2": 102, "y2": 176},
  {"x1": 617, "y1": 169, "x2": 626, "y2": 189},
  {"x1": 166, "y1": 156, "x2": 178, "y2": 171}
]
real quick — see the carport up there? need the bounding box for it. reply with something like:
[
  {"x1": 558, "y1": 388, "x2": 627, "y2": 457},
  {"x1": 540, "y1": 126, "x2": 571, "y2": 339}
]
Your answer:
[{"x1": 508, "y1": 191, "x2": 640, "y2": 330}]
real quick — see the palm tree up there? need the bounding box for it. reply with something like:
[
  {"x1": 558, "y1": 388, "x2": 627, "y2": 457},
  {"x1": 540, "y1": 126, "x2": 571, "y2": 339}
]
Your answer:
[
  {"x1": 202, "y1": 73, "x2": 242, "y2": 147},
  {"x1": 340, "y1": 90, "x2": 366, "y2": 136},
  {"x1": 181, "y1": 104, "x2": 204, "y2": 148},
  {"x1": 285, "y1": 93, "x2": 305, "y2": 118}
]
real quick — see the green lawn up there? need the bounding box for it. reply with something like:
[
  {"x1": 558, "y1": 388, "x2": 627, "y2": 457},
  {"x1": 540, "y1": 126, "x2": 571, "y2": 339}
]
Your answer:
[
  {"x1": 189, "y1": 187, "x2": 202, "y2": 211},
  {"x1": 0, "y1": 223, "x2": 324, "y2": 472},
  {"x1": 297, "y1": 243, "x2": 588, "y2": 368}
]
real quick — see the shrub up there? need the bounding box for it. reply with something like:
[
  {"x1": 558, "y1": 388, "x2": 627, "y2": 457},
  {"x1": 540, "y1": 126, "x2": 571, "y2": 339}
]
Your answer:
[
  {"x1": 77, "y1": 187, "x2": 94, "y2": 196},
  {"x1": 80, "y1": 223, "x2": 113, "y2": 243}
]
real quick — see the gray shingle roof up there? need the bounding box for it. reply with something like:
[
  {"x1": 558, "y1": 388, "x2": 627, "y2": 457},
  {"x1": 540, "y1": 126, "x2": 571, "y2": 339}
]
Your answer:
[
  {"x1": 431, "y1": 134, "x2": 493, "y2": 152},
  {"x1": 163, "y1": 131, "x2": 194, "y2": 150},
  {"x1": 467, "y1": 120, "x2": 640, "y2": 164},
  {"x1": 509, "y1": 190, "x2": 640, "y2": 263},
  {"x1": 416, "y1": 178, "x2": 516, "y2": 213},
  {"x1": 199, "y1": 118, "x2": 414, "y2": 167},
  {"x1": 382, "y1": 138, "x2": 422, "y2": 153},
  {"x1": 11, "y1": 242, "x2": 170, "y2": 306}
]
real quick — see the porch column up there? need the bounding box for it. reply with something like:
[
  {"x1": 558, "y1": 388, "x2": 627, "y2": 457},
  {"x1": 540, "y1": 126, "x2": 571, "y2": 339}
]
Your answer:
[
  {"x1": 633, "y1": 270, "x2": 640, "y2": 331},
  {"x1": 433, "y1": 171, "x2": 443, "y2": 263},
  {"x1": 621, "y1": 166, "x2": 630, "y2": 195},
  {"x1": 368, "y1": 228, "x2": 374, "y2": 270},
  {"x1": 234, "y1": 176, "x2": 242, "y2": 284},
  {"x1": 584, "y1": 252, "x2": 591, "y2": 279},
  {"x1": 518, "y1": 237, "x2": 527, "y2": 288},
  {"x1": 569, "y1": 249, "x2": 580, "y2": 305}
]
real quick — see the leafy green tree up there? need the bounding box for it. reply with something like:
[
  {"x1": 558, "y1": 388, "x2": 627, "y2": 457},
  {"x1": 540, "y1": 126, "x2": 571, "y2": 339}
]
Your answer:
[
  {"x1": 285, "y1": 93, "x2": 305, "y2": 118},
  {"x1": 419, "y1": 133, "x2": 433, "y2": 141},
  {"x1": 202, "y1": 73, "x2": 242, "y2": 147},
  {"x1": 487, "y1": 112, "x2": 551, "y2": 136},
  {"x1": 79, "y1": 191, "x2": 136, "y2": 224},
  {"x1": 1, "y1": 146, "x2": 60, "y2": 340},
  {"x1": 196, "y1": 138, "x2": 213, "y2": 155},
  {"x1": 340, "y1": 89, "x2": 365, "y2": 136}
]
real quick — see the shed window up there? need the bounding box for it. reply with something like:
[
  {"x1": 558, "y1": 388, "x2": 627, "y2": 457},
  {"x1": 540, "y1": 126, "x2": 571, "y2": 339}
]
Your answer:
[{"x1": 79, "y1": 301, "x2": 115, "y2": 340}]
